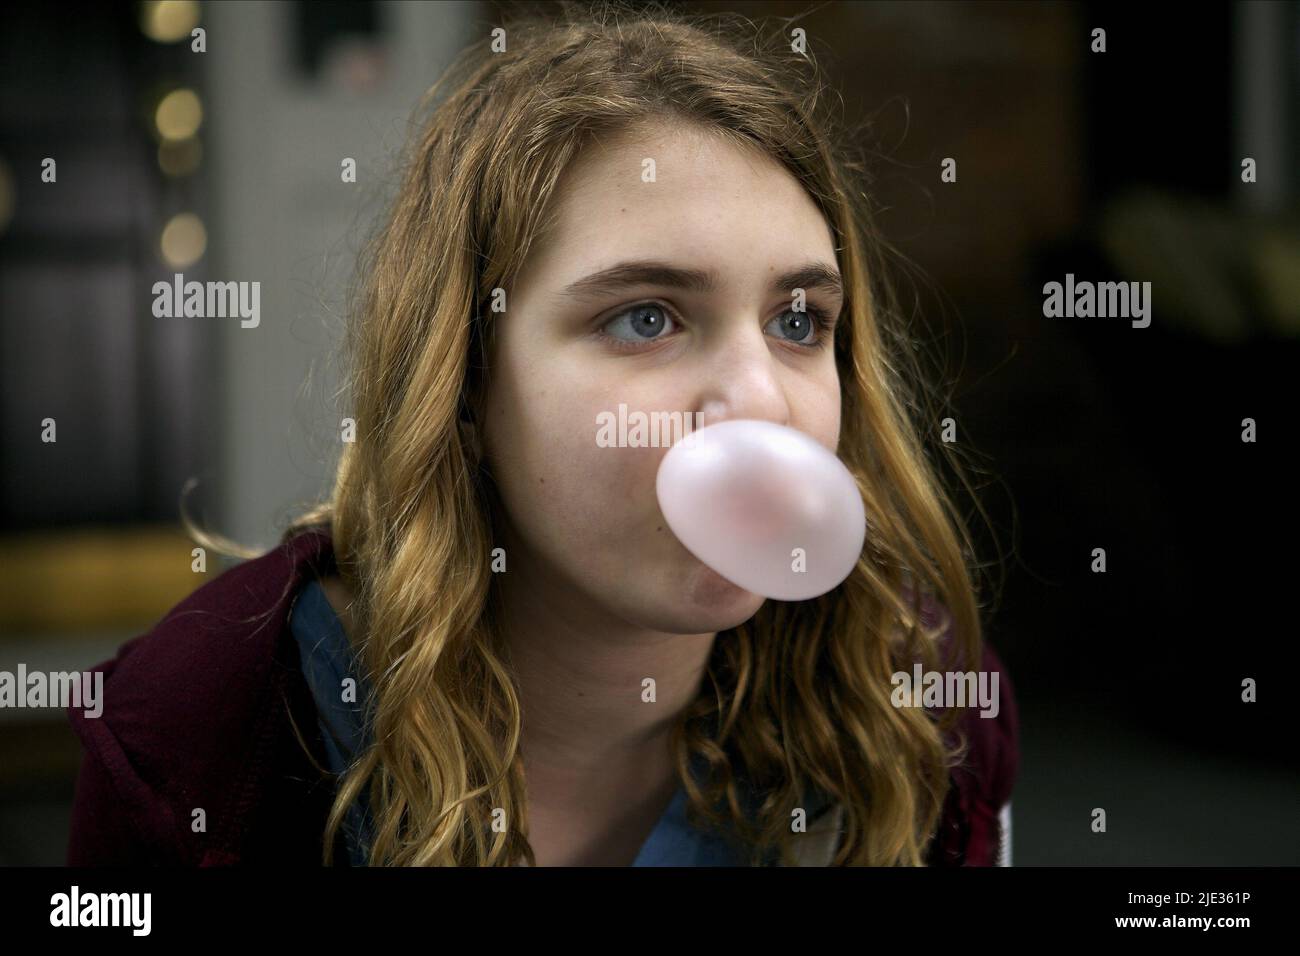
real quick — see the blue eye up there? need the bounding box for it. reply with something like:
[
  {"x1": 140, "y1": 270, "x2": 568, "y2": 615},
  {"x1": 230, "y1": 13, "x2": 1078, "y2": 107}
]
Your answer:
[
  {"x1": 765, "y1": 305, "x2": 836, "y2": 348},
  {"x1": 766, "y1": 308, "x2": 815, "y2": 342},
  {"x1": 602, "y1": 303, "x2": 677, "y2": 342},
  {"x1": 597, "y1": 301, "x2": 837, "y2": 352}
]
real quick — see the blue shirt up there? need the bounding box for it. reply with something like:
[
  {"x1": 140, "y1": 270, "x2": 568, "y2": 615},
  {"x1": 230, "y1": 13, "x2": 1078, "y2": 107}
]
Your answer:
[{"x1": 290, "y1": 577, "x2": 797, "y2": 866}]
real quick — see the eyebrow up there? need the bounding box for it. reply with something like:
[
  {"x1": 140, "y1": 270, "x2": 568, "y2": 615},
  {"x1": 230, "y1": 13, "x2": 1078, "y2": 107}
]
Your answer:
[{"x1": 558, "y1": 259, "x2": 844, "y2": 301}]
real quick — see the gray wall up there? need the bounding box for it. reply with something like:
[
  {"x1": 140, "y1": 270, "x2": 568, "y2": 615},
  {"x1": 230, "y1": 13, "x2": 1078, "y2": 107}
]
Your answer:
[{"x1": 202, "y1": 0, "x2": 479, "y2": 550}]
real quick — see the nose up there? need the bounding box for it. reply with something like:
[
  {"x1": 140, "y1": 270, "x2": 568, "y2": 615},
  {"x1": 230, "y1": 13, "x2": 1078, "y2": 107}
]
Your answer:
[{"x1": 694, "y1": 327, "x2": 792, "y2": 430}]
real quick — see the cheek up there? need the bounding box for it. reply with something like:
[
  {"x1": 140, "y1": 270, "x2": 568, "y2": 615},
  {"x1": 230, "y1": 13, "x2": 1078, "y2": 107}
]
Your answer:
[
  {"x1": 793, "y1": 360, "x2": 843, "y2": 451},
  {"x1": 540, "y1": 421, "x2": 650, "y2": 534},
  {"x1": 485, "y1": 373, "x2": 666, "y2": 559},
  {"x1": 823, "y1": 389, "x2": 843, "y2": 450}
]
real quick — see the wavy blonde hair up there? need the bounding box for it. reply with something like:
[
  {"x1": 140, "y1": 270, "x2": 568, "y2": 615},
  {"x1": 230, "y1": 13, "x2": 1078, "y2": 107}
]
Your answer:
[{"x1": 189, "y1": 0, "x2": 995, "y2": 866}]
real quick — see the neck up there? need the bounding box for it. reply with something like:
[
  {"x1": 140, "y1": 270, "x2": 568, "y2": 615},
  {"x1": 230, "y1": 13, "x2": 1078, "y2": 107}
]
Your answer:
[{"x1": 494, "y1": 548, "x2": 716, "y2": 790}]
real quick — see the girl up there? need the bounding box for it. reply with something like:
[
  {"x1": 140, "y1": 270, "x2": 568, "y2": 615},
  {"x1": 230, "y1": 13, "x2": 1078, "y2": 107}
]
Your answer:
[{"x1": 67, "y1": 1, "x2": 1018, "y2": 867}]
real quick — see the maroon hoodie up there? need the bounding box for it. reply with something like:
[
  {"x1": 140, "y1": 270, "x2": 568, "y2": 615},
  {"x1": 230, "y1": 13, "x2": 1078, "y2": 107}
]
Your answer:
[{"x1": 65, "y1": 527, "x2": 1019, "y2": 866}]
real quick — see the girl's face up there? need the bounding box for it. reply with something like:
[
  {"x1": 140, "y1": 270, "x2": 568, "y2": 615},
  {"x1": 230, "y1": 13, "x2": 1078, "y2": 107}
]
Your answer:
[{"x1": 482, "y1": 120, "x2": 844, "y2": 635}]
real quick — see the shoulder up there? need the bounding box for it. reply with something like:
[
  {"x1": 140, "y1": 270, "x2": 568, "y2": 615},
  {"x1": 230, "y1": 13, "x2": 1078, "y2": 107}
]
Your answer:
[
  {"x1": 917, "y1": 594, "x2": 1021, "y2": 866},
  {"x1": 65, "y1": 528, "x2": 334, "y2": 865}
]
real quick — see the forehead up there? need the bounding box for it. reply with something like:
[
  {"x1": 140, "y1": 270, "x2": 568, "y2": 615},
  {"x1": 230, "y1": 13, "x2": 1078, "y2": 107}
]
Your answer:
[{"x1": 516, "y1": 120, "x2": 837, "y2": 293}]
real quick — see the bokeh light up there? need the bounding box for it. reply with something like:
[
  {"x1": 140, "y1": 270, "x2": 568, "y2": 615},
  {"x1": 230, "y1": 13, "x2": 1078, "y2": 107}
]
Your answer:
[{"x1": 159, "y1": 212, "x2": 206, "y2": 267}]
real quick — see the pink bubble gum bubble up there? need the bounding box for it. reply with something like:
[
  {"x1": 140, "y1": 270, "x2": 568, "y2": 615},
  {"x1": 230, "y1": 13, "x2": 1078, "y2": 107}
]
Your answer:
[{"x1": 655, "y1": 419, "x2": 866, "y2": 600}]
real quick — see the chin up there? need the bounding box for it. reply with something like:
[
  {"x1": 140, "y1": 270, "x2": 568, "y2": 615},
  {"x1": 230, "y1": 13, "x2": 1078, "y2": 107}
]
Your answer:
[
  {"x1": 604, "y1": 548, "x2": 766, "y2": 634},
  {"x1": 615, "y1": 572, "x2": 762, "y2": 634},
  {"x1": 673, "y1": 563, "x2": 764, "y2": 630}
]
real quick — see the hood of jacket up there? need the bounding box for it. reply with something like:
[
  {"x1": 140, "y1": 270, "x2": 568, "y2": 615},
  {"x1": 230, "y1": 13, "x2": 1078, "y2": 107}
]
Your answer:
[{"x1": 66, "y1": 527, "x2": 338, "y2": 865}]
